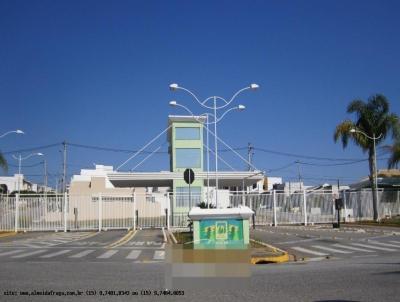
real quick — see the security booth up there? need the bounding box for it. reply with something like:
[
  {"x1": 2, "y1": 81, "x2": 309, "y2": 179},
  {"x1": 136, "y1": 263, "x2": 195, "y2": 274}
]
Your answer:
[{"x1": 188, "y1": 206, "x2": 254, "y2": 249}]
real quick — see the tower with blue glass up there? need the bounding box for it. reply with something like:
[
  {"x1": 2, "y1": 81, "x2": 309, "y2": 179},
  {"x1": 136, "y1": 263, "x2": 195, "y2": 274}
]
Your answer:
[{"x1": 168, "y1": 116, "x2": 205, "y2": 216}]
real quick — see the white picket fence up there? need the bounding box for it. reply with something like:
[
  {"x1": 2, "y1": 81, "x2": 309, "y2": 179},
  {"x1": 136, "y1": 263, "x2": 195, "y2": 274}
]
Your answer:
[{"x1": 0, "y1": 190, "x2": 399, "y2": 232}]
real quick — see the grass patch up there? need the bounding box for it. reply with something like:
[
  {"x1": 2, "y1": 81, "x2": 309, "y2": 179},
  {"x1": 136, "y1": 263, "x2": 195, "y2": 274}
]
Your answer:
[
  {"x1": 173, "y1": 231, "x2": 193, "y2": 244},
  {"x1": 351, "y1": 215, "x2": 400, "y2": 227}
]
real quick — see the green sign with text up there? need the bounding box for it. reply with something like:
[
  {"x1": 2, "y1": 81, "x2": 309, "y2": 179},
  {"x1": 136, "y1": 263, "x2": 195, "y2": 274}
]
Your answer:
[{"x1": 199, "y1": 219, "x2": 244, "y2": 247}]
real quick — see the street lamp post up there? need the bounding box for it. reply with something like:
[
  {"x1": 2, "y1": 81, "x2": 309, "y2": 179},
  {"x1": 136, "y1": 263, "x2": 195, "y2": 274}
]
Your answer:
[
  {"x1": 350, "y1": 128, "x2": 382, "y2": 221},
  {"x1": 169, "y1": 83, "x2": 258, "y2": 208},
  {"x1": 0, "y1": 129, "x2": 24, "y2": 139},
  {"x1": 12, "y1": 153, "x2": 44, "y2": 193}
]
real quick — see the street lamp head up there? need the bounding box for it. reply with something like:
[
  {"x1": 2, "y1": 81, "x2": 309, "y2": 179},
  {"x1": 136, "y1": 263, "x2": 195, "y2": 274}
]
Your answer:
[
  {"x1": 238, "y1": 104, "x2": 246, "y2": 111},
  {"x1": 350, "y1": 129, "x2": 356, "y2": 133},
  {"x1": 169, "y1": 83, "x2": 179, "y2": 91},
  {"x1": 169, "y1": 100, "x2": 177, "y2": 106},
  {"x1": 250, "y1": 83, "x2": 259, "y2": 90},
  {"x1": 16, "y1": 129, "x2": 24, "y2": 134},
  {"x1": 37, "y1": 153, "x2": 44, "y2": 156}
]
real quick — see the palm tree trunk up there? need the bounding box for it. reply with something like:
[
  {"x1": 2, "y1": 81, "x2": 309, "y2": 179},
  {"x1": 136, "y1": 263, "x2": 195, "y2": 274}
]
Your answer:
[{"x1": 368, "y1": 148, "x2": 378, "y2": 221}]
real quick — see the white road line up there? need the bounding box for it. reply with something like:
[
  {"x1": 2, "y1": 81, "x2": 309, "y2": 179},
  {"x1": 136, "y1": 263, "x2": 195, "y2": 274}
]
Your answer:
[
  {"x1": 0, "y1": 250, "x2": 23, "y2": 257},
  {"x1": 292, "y1": 247, "x2": 328, "y2": 256},
  {"x1": 97, "y1": 250, "x2": 118, "y2": 259},
  {"x1": 389, "y1": 240, "x2": 400, "y2": 244},
  {"x1": 368, "y1": 241, "x2": 400, "y2": 248},
  {"x1": 126, "y1": 250, "x2": 141, "y2": 260},
  {"x1": 41, "y1": 250, "x2": 71, "y2": 258},
  {"x1": 312, "y1": 245, "x2": 352, "y2": 254},
  {"x1": 69, "y1": 250, "x2": 95, "y2": 258},
  {"x1": 35, "y1": 241, "x2": 55, "y2": 246},
  {"x1": 332, "y1": 244, "x2": 375, "y2": 252},
  {"x1": 351, "y1": 243, "x2": 397, "y2": 252},
  {"x1": 153, "y1": 250, "x2": 165, "y2": 260},
  {"x1": 12, "y1": 250, "x2": 48, "y2": 258}
]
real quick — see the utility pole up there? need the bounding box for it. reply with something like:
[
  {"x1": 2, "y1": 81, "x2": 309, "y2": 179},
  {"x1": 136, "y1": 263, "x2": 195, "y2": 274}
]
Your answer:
[
  {"x1": 247, "y1": 143, "x2": 254, "y2": 171},
  {"x1": 296, "y1": 161, "x2": 302, "y2": 190},
  {"x1": 43, "y1": 160, "x2": 48, "y2": 193},
  {"x1": 62, "y1": 141, "x2": 67, "y2": 193}
]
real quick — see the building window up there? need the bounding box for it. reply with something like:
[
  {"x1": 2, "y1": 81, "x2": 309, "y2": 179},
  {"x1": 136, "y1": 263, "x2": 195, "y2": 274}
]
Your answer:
[
  {"x1": 175, "y1": 127, "x2": 200, "y2": 140},
  {"x1": 175, "y1": 148, "x2": 201, "y2": 168},
  {"x1": 176, "y1": 186, "x2": 201, "y2": 207}
]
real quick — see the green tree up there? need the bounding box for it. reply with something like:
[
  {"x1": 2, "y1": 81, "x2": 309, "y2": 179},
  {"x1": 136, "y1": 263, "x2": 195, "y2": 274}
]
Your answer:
[
  {"x1": 386, "y1": 140, "x2": 400, "y2": 168},
  {"x1": 334, "y1": 94, "x2": 399, "y2": 221},
  {"x1": 0, "y1": 151, "x2": 7, "y2": 173}
]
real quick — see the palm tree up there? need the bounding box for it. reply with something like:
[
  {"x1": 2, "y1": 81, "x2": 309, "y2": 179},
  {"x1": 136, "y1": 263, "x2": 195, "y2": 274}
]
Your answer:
[
  {"x1": 0, "y1": 151, "x2": 7, "y2": 172},
  {"x1": 386, "y1": 140, "x2": 400, "y2": 168},
  {"x1": 334, "y1": 94, "x2": 399, "y2": 221}
]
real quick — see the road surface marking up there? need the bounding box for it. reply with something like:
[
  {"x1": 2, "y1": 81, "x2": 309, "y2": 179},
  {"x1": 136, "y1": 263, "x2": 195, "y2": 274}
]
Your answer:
[
  {"x1": 12, "y1": 250, "x2": 48, "y2": 258},
  {"x1": 312, "y1": 245, "x2": 352, "y2": 254},
  {"x1": 276, "y1": 238, "x2": 319, "y2": 245},
  {"x1": 0, "y1": 250, "x2": 23, "y2": 256},
  {"x1": 350, "y1": 243, "x2": 396, "y2": 252},
  {"x1": 389, "y1": 240, "x2": 400, "y2": 244},
  {"x1": 69, "y1": 250, "x2": 95, "y2": 258},
  {"x1": 291, "y1": 247, "x2": 328, "y2": 256},
  {"x1": 368, "y1": 241, "x2": 400, "y2": 248},
  {"x1": 126, "y1": 250, "x2": 141, "y2": 259},
  {"x1": 332, "y1": 244, "x2": 374, "y2": 252},
  {"x1": 153, "y1": 250, "x2": 165, "y2": 260},
  {"x1": 97, "y1": 250, "x2": 118, "y2": 259},
  {"x1": 41, "y1": 250, "x2": 71, "y2": 258}
]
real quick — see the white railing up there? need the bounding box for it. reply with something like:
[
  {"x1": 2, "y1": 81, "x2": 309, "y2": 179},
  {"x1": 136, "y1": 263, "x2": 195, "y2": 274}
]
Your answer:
[{"x1": 0, "y1": 190, "x2": 399, "y2": 232}]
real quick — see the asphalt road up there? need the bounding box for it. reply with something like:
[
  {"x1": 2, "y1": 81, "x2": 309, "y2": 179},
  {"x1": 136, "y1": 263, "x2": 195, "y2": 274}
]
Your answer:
[
  {"x1": 251, "y1": 224, "x2": 400, "y2": 261},
  {"x1": 0, "y1": 227, "x2": 399, "y2": 302}
]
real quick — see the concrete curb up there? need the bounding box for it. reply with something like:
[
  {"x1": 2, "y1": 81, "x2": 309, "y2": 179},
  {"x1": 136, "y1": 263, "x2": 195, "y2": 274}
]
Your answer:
[
  {"x1": 0, "y1": 232, "x2": 16, "y2": 239},
  {"x1": 107, "y1": 229, "x2": 137, "y2": 248},
  {"x1": 250, "y1": 239, "x2": 290, "y2": 264}
]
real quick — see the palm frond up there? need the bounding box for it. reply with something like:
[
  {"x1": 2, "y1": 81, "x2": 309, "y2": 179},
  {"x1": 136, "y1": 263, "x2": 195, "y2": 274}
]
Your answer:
[
  {"x1": 347, "y1": 99, "x2": 365, "y2": 115},
  {"x1": 333, "y1": 120, "x2": 355, "y2": 148},
  {"x1": 388, "y1": 141, "x2": 400, "y2": 169},
  {"x1": 0, "y1": 152, "x2": 8, "y2": 173}
]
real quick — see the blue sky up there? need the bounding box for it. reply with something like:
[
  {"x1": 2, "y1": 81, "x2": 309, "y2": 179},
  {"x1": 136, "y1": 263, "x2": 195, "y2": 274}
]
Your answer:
[{"x1": 1, "y1": 0, "x2": 399, "y2": 188}]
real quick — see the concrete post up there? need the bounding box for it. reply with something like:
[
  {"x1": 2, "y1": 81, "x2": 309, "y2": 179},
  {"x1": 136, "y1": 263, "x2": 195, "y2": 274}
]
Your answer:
[
  {"x1": 14, "y1": 194, "x2": 19, "y2": 232},
  {"x1": 133, "y1": 191, "x2": 136, "y2": 231},
  {"x1": 303, "y1": 190, "x2": 307, "y2": 226},
  {"x1": 273, "y1": 189, "x2": 277, "y2": 227},
  {"x1": 64, "y1": 192, "x2": 68, "y2": 232},
  {"x1": 342, "y1": 190, "x2": 347, "y2": 223},
  {"x1": 98, "y1": 193, "x2": 102, "y2": 232},
  {"x1": 166, "y1": 193, "x2": 170, "y2": 230}
]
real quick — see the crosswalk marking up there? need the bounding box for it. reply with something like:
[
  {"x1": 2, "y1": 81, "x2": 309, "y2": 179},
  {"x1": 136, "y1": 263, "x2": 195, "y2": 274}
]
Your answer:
[
  {"x1": 126, "y1": 250, "x2": 141, "y2": 259},
  {"x1": 12, "y1": 250, "x2": 48, "y2": 258},
  {"x1": 0, "y1": 250, "x2": 23, "y2": 256},
  {"x1": 69, "y1": 250, "x2": 95, "y2": 258},
  {"x1": 332, "y1": 244, "x2": 375, "y2": 252},
  {"x1": 97, "y1": 250, "x2": 118, "y2": 259},
  {"x1": 350, "y1": 243, "x2": 397, "y2": 252},
  {"x1": 312, "y1": 245, "x2": 352, "y2": 254},
  {"x1": 41, "y1": 250, "x2": 71, "y2": 258},
  {"x1": 389, "y1": 241, "x2": 400, "y2": 244},
  {"x1": 153, "y1": 250, "x2": 165, "y2": 260},
  {"x1": 368, "y1": 241, "x2": 400, "y2": 248},
  {"x1": 291, "y1": 247, "x2": 328, "y2": 256}
]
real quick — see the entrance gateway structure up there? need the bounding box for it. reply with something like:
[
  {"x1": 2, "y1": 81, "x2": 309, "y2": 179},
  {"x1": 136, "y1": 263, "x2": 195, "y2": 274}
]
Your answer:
[{"x1": 68, "y1": 115, "x2": 264, "y2": 229}]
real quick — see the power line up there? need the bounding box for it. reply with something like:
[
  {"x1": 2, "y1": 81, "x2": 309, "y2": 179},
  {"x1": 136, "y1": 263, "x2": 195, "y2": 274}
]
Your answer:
[
  {"x1": 7, "y1": 161, "x2": 44, "y2": 168},
  {"x1": 253, "y1": 147, "x2": 365, "y2": 162},
  {"x1": 2, "y1": 143, "x2": 61, "y2": 155}
]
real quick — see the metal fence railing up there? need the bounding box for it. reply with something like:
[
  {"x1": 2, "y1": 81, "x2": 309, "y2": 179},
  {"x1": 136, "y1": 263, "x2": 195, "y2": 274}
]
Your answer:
[{"x1": 0, "y1": 190, "x2": 399, "y2": 232}]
